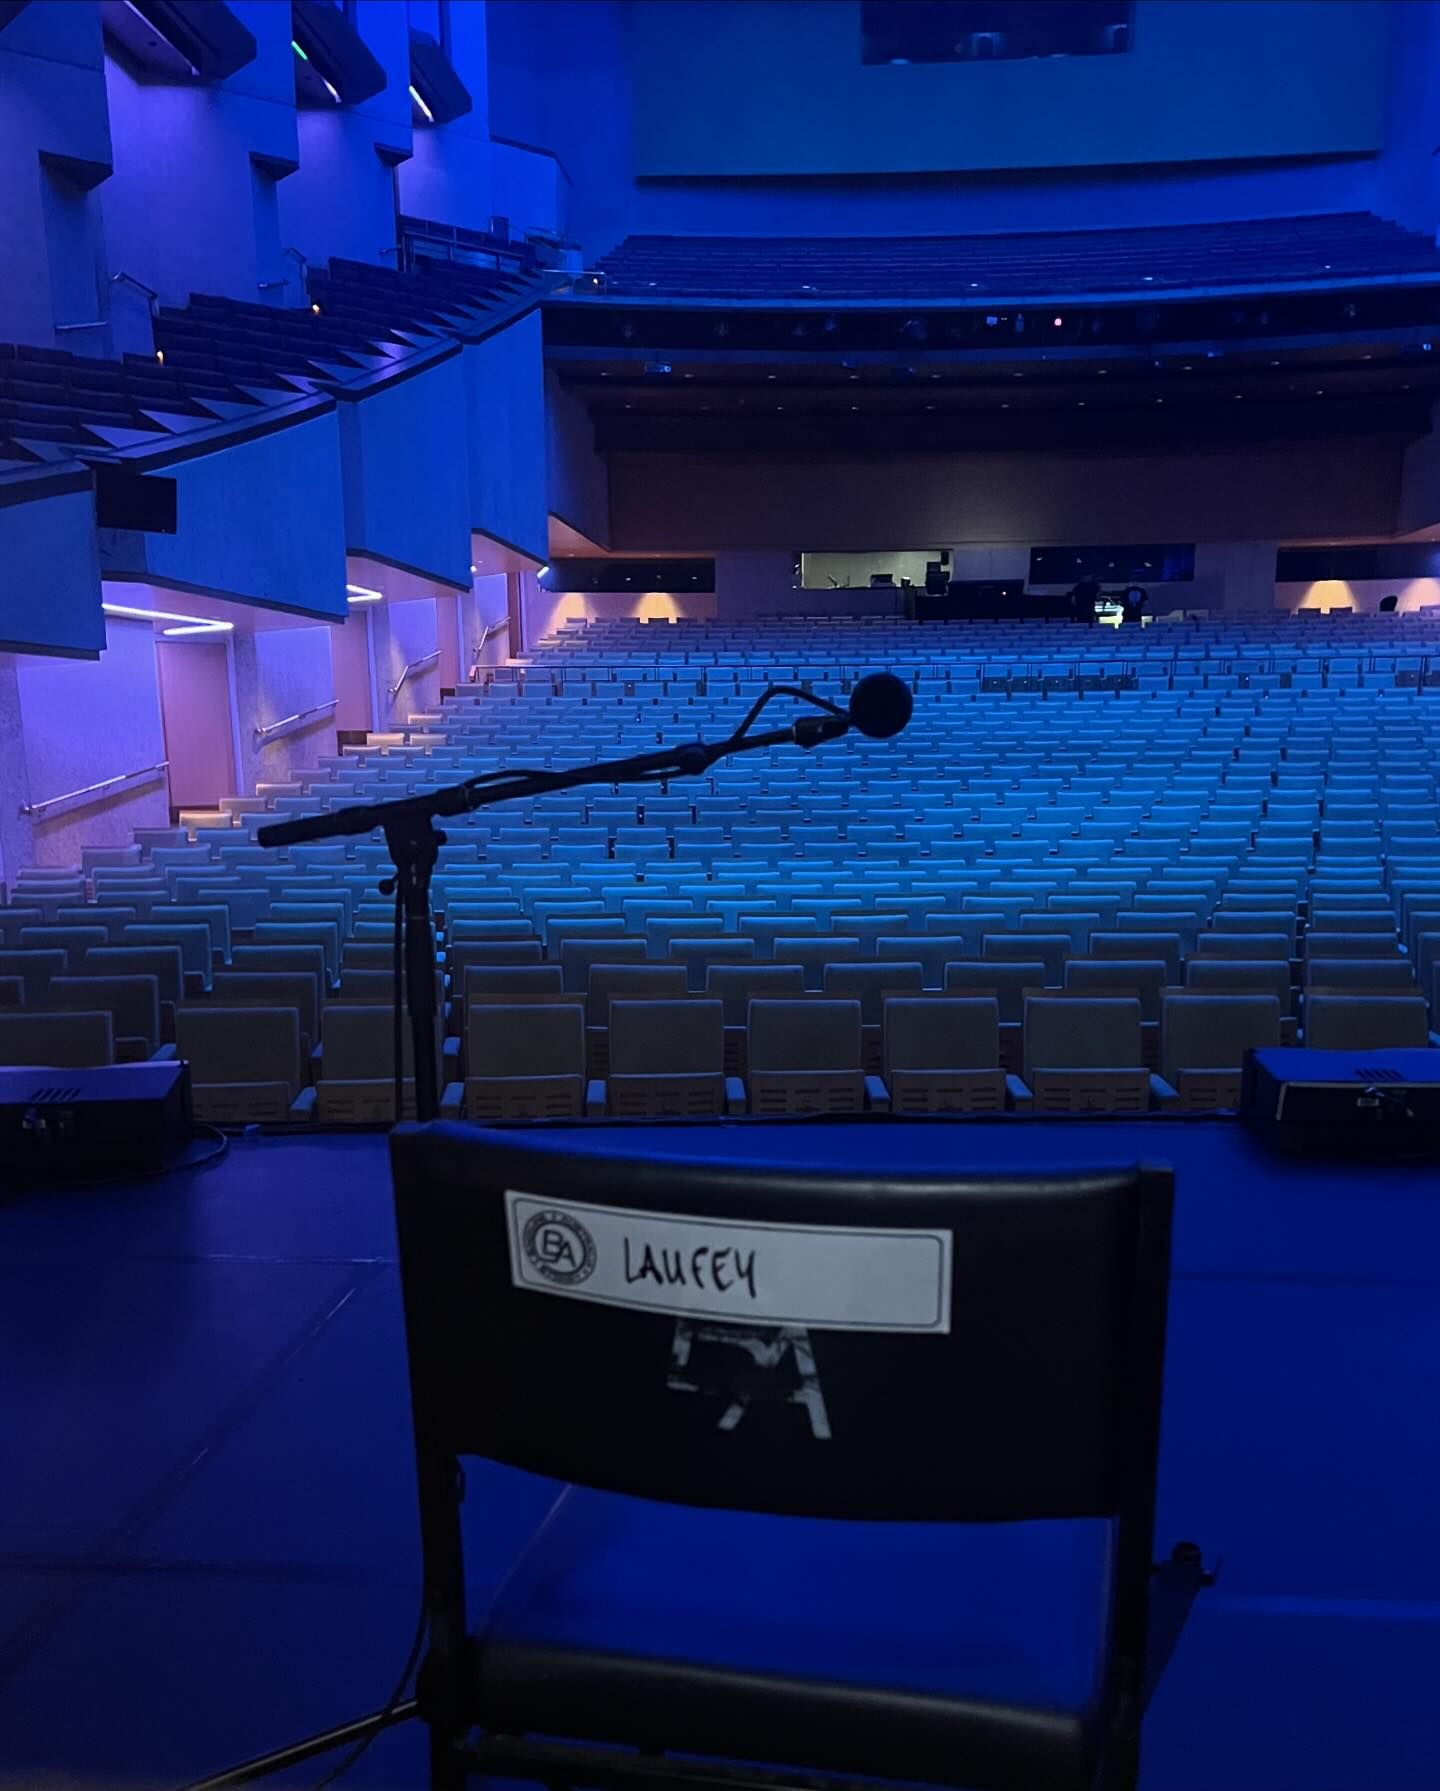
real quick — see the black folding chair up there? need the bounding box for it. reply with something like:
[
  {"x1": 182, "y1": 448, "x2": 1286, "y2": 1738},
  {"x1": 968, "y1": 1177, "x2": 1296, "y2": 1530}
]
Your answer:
[{"x1": 192, "y1": 1125, "x2": 1206, "y2": 1791}]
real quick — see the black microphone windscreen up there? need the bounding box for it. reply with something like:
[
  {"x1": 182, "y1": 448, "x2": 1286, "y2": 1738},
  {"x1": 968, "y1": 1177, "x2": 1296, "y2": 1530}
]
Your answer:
[{"x1": 848, "y1": 672, "x2": 914, "y2": 740}]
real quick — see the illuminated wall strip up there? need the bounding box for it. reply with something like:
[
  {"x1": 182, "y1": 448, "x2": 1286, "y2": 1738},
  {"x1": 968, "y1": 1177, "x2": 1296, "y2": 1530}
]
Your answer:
[{"x1": 409, "y1": 83, "x2": 435, "y2": 123}]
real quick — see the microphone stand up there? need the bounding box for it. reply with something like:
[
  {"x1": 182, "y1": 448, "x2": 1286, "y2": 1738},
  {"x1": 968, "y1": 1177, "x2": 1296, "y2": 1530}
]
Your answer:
[{"x1": 256, "y1": 688, "x2": 855, "y2": 1124}]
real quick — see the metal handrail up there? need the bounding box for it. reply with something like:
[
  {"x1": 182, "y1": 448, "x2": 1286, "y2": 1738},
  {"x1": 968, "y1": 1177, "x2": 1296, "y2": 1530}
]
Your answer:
[
  {"x1": 111, "y1": 271, "x2": 160, "y2": 318},
  {"x1": 388, "y1": 650, "x2": 441, "y2": 703},
  {"x1": 253, "y1": 700, "x2": 337, "y2": 747},
  {"x1": 283, "y1": 245, "x2": 310, "y2": 297},
  {"x1": 21, "y1": 760, "x2": 168, "y2": 819}
]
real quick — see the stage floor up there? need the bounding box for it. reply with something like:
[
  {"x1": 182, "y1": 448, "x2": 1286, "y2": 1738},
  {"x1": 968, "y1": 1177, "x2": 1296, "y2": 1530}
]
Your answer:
[{"x1": 2, "y1": 1118, "x2": 1438, "y2": 1789}]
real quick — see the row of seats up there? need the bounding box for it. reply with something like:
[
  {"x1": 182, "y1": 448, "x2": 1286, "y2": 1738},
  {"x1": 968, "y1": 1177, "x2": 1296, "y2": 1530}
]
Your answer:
[{"x1": 5, "y1": 615, "x2": 1440, "y2": 1119}]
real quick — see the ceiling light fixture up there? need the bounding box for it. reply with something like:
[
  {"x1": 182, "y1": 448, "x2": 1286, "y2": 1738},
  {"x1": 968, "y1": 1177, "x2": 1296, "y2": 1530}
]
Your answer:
[
  {"x1": 101, "y1": 601, "x2": 232, "y2": 635},
  {"x1": 345, "y1": 582, "x2": 382, "y2": 603},
  {"x1": 409, "y1": 83, "x2": 435, "y2": 123}
]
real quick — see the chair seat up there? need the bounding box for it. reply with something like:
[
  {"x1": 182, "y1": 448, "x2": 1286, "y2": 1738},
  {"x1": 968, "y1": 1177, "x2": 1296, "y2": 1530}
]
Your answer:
[{"x1": 473, "y1": 1488, "x2": 1113, "y2": 1790}]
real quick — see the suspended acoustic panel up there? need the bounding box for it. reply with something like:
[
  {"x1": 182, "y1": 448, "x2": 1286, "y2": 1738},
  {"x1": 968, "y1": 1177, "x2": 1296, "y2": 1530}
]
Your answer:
[
  {"x1": 0, "y1": 2, "x2": 33, "y2": 35},
  {"x1": 100, "y1": 0, "x2": 256, "y2": 83},
  {"x1": 291, "y1": 0, "x2": 386, "y2": 108},
  {"x1": 409, "y1": 28, "x2": 471, "y2": 126}
]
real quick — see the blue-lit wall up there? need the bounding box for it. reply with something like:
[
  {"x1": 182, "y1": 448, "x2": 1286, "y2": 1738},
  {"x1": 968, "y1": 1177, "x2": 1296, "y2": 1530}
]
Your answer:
[
  {"x1": 630, "y1": 1, "x2": 1386, "y2": 178},
  {"x1": 489, "y1": 0, "x2": 1440, "y2": 251}
]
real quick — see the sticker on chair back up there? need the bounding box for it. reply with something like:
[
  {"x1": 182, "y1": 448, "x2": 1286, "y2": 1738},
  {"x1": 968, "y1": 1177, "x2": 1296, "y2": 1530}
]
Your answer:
[{"x1": 505, "y1": 1191, "x2": 952, "y2": 1333}]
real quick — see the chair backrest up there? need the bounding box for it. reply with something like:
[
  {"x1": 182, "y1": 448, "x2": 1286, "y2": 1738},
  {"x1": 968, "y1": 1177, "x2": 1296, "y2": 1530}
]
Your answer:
[
  {"x1": 1024, "y1": 997, "x2": 1143, "y2": 1076},
  {"x1": 0, "y1": 977, "x2": 20, "y2": 1008},
  {"x1": 175, "y1": 1006, "x2": 301, "y2": 1091},
  {"x1": 390, "y1": 1123, "x2": 1174, "y2": 1530},
  {"x1": 703, "y1": 963, "x2": 806, "y2": 1023},
  {"x1": 49, "y1": 975, "x2": 161, "y2": 1052},
  {"x1": 1063, "y1": 958, "x2": 1170, "y2": 1020},
  {"x1": 319, "y1": 1004, "x2": 415, "y2": 1078},
  {"x1": 467, "y1": 1002, "x2": 585, "y2": 1078},
  {"x1": 587, "y1": 963, "x2": 687, "y2": 1027},
  {"x1": 1303, "y1": 994, "x2": 1432, "y2": 1051},
  {"x1": 1184, "y1": 957, "x2": 1291, "y2": 1004},
  {"x1": 210, "y1": 971, "x2": 320, "y2": 1049},
  {"x1": 1303, "y1": 956, "x2": 1416, "y2": 991},
  {"x1": 822, "y1": 960, "x2": 925, "y2": 1023},
  {"x1": 1303, "y1": 930, "x2": 1401, "y2": 959},
  {"x1": 1089, "y1": 932, "x2": 1182, "y2": 982},
  {"x1": 883, "y1": 997, "x2": 1000, "y2": 1074},
  {"x1": 1194, "y1": 931, "x2": 1293, "y2": 961},
  {"x1": 609, "y1": 999, "x2": 724, "y2": 1075},
  {"x1": 461, "y1": 964, "x2": 565, "y2": 1001},
  {"x1": 559, "y1": 937, "x2": 646, "y2": 992},
  {"x1": 82, "y1": 944, "x2": 186, "y2": 1008},
  {"x1": 230, "y1": 942, "x2": 329, "y2": 992},
  {"x1": 748, "y1": 999, "x2": 862, "y2": 1073},
  {"x1": 0, "y1": 949, "x2": 68, "y2": 1005},
  {"x1": 1160, "y1": 994, "x2": 1283, "y2": 1077},
  {"x1": 944, "y1": 959, "x2": 1045, "y2": 1023},
  {"x1": 0, "y1": 1010, "x2": 115, "y2": 1068}
]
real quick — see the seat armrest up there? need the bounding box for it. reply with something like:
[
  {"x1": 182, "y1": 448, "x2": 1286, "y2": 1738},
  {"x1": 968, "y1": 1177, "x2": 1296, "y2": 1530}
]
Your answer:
[
  {"x1": 724, "y1": 1075, "x2": 747, "y2": 1116},
  {"x1": 584, "y1": 1077, "x2": 607, "y2": 1118},
  {"x1": 150, "y1": 1043, "x2": 179, "y2": 1062},
  {"x1": 1005, "y1": 1072, "x2": 1033, "y2": 1110},
  {"x1": 864, "y1": 1074, "x2": 891, "y2": 1113},
  {"x1": 289, "y1": 1086, "x2": 317, "y2": 1120},
  {"x1": 1149, "y1": 1073, "x2": 1180, "y2": 1105},
  {"x1": 442, "y1": 1035, "x2": 461, "y2": 1064},
  {"x1": 183, "y1": 971, "x2": 207, "y2": 999},
  {"x1": 309, "y1": 1042, "x2": 323, "y2": 1071},
  {"x1": 1430, "y1": 1032, "x2": 1440, "y2": 1049},
  {"x1": 440, "y1": 1080, "x2": 464, "y2": 1119}
]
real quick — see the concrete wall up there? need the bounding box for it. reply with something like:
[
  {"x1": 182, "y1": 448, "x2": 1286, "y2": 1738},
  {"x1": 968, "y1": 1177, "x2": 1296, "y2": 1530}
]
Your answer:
[
  {"x1": 608, "y1": 440, "x2": 1404, "y2": 552},
  {"x1": 339, "y1": 356, "x2": 472, "y2": 589},
  {"x1": 100, "y1": 2, "x2": 300, "y2": 309},
  {"x1": 10, "y1": 616, "x2": 169, "y2": 866},
  {"x1": 0, "y1": 481, "x2": 105, "y2": 656},
  {"x1": 232, "y1": 624, "x2": 337, "y2": 794},
  {"x1": 372, "y1": 596, "x2": 441, "y2": 725},
  {"x1": 396, "y1": 0, "x2": 493, "y2": 234},
  {"x1": 490, "y1": 0, "x2": 1440, "y2": 255},
  {"x1": 632, "y1": 0, "x2": 1386, "y2": 179},
  {"x1": 277, "y1": 0, "x2": 412, "y2": 273},
  {"x1": 464, "y1": 314, "x2": 548, "y2": 561},
  {"x1": 100, "y1": 410, "x2": 349, "y2": 618},
  {"x1": 1276, "y1": 577, "x2": 1440, "y2": 615},
  {"x1": 546, "y1": 372, "x2": 611, "y2": 548},
  {"x1": 0, "y1": 0, "x2": 113, "y2": 351}
]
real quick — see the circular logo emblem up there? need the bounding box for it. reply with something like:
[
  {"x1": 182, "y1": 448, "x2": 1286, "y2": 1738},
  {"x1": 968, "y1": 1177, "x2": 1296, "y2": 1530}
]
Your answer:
[{"x1": 522, "y1": 1209, "x2": 598, "y2": 1286}]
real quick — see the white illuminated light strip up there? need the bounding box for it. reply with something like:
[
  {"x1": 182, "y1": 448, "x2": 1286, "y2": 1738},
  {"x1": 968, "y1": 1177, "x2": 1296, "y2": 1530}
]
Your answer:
[
  {"x1": 409, "y1": 83, "x2": 435, "y2": 124},
  {"x1": 346, "y1": 583, "x2": 383, "y2": 603},
  {"x1": 101, "y1": 601, "x2": 232, "y2": 637}
]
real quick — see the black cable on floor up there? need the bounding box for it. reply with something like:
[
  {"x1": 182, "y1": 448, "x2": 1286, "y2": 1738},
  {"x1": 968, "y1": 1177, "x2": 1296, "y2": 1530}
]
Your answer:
[
  {"x1": 8, "y1": 1123, "x2": 230, "y2": 1193},
  {"x1": 312, "y1": 1596, "x2": 428, "y2": 1789}
]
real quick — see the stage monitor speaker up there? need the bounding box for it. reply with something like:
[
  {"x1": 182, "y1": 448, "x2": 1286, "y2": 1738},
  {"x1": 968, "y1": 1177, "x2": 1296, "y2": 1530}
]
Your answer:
[
  {"x1": 95, "y1": 464, "x2": 178, "y2": 534},
  {"x1": 0, "y1": 1060, "x2": 190, "y2": 1187},
  {"x1": 1240, "y1": 1047, "x2": 1440, "y2": 1158}
]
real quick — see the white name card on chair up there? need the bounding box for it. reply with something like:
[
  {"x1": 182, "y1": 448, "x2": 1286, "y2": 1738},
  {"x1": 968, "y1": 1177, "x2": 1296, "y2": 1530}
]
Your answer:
[{"x1": 505, "y1": 1192, "x2": 953, "y2": 1333}]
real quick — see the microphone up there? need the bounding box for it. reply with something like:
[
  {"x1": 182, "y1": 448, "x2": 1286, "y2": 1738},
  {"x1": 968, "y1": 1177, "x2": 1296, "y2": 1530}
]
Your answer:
[
  {"x1": 847, "y1": 671, "x2": 914, "y2": 739},
  {"x1": 789, "y1": 673, "x2": 914, "y2": 748}
]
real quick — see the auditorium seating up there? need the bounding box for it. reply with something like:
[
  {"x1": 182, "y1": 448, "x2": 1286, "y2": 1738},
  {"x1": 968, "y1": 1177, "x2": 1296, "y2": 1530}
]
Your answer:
[
  {"x1": 4, "y1": 612, "x2": 1440, "y2": 1120},
  {"x1": 595, "y1": 213, "x2": 1440, "y2": 302}
]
